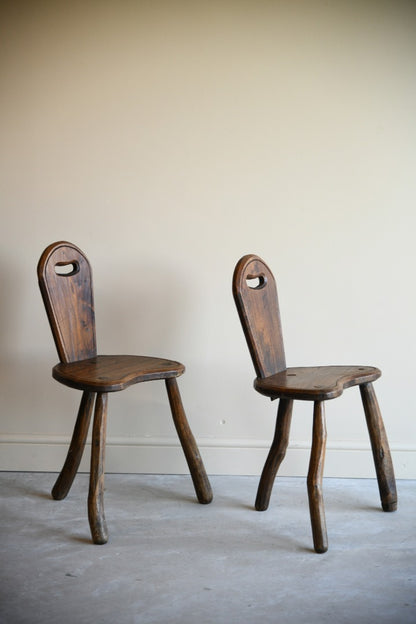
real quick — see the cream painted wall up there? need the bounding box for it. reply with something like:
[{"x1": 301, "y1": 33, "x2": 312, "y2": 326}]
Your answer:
[{"x1": 1, "y1": 0, "x2": 415, "y2": 478}]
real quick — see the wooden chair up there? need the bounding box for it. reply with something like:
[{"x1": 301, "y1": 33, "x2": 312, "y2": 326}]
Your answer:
[
  {"x1": 38, "y1": 241, "x2": 212, "y2": 544},
  {"x1": 233, "y1": 254, "x2": 397, "y2": 553}
]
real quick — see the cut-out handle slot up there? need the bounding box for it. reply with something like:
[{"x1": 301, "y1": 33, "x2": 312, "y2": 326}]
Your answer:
[
  {"x1": 246, "y1": 274, "x2": 267, "y2": 290},
  {"x1": 55, "y1": 261, "x2": 80, "y2": 276}
]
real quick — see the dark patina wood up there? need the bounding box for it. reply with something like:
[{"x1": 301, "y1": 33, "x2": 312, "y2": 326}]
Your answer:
[
  {"x1": 38, "y1": 241, "x2": 97, "y2": 364},
  {"x1": 88, "y1": 392, "x2": 108, "y2": 545},
  {"x1": 255, "y1": 366, "x2": 381, "y2": 401},
  {"x1": 165, "y1": 377, "x2": 213, "y2": 505},
  {"x1": 233, "y1": 254, "x2": 397, "y2": 553},
  {"x1": 360, "y1": 382, "x2": 397, "y2": 511},
  {"x1": 307, "y1": 401, "x2": 328, "y2": 554},
  {"x1": 38, "y1": 241, "x2": 212, "y2": 544},
  {"x1": 233, "y1": 254, "x2": 286, "y2": 378},
  {"x1": 52, "y1": 391, "x2": 94, "y2": 500},
  {"x1": 53, "y1": 355, "x2": 185, "y2": 393},
  {"x1": 255, "y1": 398, "x2": 293, "y2": 511}
]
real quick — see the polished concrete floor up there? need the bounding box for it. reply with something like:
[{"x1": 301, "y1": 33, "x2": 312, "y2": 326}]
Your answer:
[{"x1": 0, "y1": 472, "x2": 415, "y2": 624}]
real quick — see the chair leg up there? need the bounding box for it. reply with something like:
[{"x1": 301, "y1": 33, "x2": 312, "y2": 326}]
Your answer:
[
  {"x1": 255, "y1": 398, "x2": 293, "y2": 511},
  {"x1": 165, "y1": 377, "x2": 213, "y2": 505},
  {"x1": 88, "y1": 392, "x2": 108, "y2": 545},
  {"x1": 359, "y1": 382, "x2": 397, "y2": 512},
  {"x1": 307, "y1": 401, "x2": 328, "y2": 554},
  {"x1": 52, "y1": 391, "x2": 95, "y2": 500}
]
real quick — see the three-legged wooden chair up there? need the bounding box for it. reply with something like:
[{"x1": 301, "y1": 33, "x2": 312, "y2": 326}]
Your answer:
[
  {"x1": 233, "y1": 254, "x2": 397, "y2": 553},
  {"x1": 38, "y1": 241, "x2": 212, "y2": 544}
]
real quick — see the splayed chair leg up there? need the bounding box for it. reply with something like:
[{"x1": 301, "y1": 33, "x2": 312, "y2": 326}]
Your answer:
[
  {"x1": 255, "y1": 398, "x2": 293, "y2": 511},
  {"x1": 52, "y1": 391, "x2": 95, "y2": 500},
  {"x1": 359, "y1": 382, "x2": 397, "y2": 512},
  {"x1": 307, "y1": 401, "x2": 328, "y2": 554},
  {"x1": 88, "y1": 393, "x2": 108, "y2": 545},
  {"x1": 165, "y1": 377, "x2": 213, "y2": 505}
]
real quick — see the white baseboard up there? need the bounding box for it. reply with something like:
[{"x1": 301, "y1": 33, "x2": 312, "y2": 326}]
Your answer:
[{"x1": 0, "y1": 435, "x2": 414, "y2": 478}]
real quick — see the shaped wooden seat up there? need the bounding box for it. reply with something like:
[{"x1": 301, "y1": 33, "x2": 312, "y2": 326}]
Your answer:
[
  {"x1": 254, "y1": 365, "x2": 381, "y2": 401},
  {"x1": 233, "y1": 254, "x2": 397, "y2": 553},
  {"x1": 52, "y1": 355, "x2": 185, "y2": 392},
  {"x1": 38, "y1": 241, "x2": 212, "y2": 544}
]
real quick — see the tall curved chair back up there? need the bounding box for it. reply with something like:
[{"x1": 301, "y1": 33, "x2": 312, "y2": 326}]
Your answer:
[
  {"x1": 37, "y1": 241, "x2": 97, "y2": 364},
  {"x1": 232, "y1": 254, "x2": 286, "y2": 379}
]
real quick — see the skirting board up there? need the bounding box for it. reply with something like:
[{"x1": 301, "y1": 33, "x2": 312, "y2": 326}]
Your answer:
[{"x1": 0, "y1": 435, "x2": 415, "y2": 478}]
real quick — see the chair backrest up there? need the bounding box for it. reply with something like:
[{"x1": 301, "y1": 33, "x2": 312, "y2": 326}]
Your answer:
[
  {"x1": 233, "y1": 254, "x2": 286, "y2": 379},
  {"x1": 37, "y1": 241, "x2": 97, "y2": 363}
]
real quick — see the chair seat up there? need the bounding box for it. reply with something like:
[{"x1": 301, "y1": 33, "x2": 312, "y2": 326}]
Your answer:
[
  {"x1": 254, "y1": 365, "x2": 381, "y2": 401},
  {"x1": 53, "y1": 355, "x2": 185, "y2": 392}
]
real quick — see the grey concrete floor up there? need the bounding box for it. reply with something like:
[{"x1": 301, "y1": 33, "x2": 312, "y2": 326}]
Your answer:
[{"x1": 0, "y1": 473, "x2": 415, "y2": 624}]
